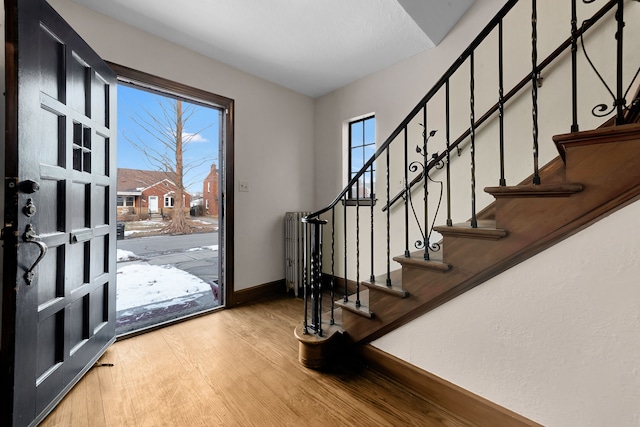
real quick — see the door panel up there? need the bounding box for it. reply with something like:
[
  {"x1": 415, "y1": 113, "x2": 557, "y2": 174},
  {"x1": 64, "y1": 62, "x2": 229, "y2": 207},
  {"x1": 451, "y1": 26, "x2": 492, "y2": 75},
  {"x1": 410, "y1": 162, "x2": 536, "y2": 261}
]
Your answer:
[
  {"x1": 149, "y1": 195, "x2": 159, "y2": 212},
  {"x1": 2, "y1": 0, "x2": 117, "y2": 425}
]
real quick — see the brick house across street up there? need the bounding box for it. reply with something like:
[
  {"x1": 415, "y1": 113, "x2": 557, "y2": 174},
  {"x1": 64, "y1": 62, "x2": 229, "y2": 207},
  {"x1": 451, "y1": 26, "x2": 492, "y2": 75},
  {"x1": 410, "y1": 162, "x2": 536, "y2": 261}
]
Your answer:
[
  {"x1": 202, "y1": 163, "x2": 219, "y2": 217},
  {"x1": 117, "y1": 168, "x2": 191, "y2": 220}
]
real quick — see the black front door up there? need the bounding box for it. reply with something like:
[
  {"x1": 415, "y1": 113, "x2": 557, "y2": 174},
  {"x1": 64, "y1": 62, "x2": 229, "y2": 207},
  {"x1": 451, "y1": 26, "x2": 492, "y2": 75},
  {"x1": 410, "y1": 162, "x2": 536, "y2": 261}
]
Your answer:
[{"x1": 2, "y1": 0, "x2": 117, "y2": 425}]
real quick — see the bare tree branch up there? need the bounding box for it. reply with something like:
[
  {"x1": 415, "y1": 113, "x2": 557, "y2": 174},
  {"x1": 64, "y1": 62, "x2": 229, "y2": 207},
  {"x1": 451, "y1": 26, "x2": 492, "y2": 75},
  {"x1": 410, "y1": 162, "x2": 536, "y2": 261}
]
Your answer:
[{"x1": 124, "y1": 97, "x2": 216, "y2": 234}]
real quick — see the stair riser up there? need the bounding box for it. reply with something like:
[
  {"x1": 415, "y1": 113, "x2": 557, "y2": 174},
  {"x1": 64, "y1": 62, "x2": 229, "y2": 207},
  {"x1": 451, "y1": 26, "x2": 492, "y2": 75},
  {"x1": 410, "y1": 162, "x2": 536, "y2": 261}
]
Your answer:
[
  {"x1": 564, "y1": 139, "x2": 640, "y2": 192},
  {"x1": 441, "y1": 236, "x2": 519, "y2": 274},
  {"x1": 493, "y1": 197, "x2": 581, "y2": 238}
]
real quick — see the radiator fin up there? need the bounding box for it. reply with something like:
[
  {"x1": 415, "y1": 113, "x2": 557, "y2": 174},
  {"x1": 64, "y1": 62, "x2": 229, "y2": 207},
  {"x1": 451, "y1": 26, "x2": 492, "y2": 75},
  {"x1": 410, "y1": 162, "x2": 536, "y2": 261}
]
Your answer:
[{"x1": 285, "y1": 211, "x2": 310, "y2": 297}]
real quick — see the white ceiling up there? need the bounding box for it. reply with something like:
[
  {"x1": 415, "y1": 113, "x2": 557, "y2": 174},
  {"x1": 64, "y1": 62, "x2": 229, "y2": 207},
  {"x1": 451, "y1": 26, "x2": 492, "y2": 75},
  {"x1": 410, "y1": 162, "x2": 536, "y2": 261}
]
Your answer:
[{"x1": 71, "y1": 0, "x2": 474, "y2": 98}]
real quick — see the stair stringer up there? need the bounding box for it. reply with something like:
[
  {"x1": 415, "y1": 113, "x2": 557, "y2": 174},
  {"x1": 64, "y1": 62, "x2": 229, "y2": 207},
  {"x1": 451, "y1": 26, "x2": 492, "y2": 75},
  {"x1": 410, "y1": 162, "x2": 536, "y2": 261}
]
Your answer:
[{"x1": 340, "y1": 123, "x2": 640, "y2": 344}]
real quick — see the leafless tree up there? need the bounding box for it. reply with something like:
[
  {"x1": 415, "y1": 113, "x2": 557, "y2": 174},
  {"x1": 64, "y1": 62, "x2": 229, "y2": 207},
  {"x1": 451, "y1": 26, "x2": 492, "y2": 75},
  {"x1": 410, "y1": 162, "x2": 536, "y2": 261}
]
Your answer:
[{"x1": 125, "y1": 98, "x2": 213, "y2": 234}]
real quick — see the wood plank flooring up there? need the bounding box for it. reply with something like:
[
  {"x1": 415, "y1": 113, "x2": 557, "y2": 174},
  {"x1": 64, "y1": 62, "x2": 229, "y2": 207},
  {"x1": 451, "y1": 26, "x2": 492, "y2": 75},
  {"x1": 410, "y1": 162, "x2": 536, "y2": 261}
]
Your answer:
[{"x1": 41, "y1": 295, "x2": 472, "y2": 426}]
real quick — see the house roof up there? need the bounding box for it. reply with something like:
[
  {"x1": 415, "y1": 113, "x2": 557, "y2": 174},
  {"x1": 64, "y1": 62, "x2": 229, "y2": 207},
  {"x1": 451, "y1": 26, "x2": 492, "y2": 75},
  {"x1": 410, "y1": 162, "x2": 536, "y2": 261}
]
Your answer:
[
  {"x1": 204, "y1": 164, "x2": 218, "y2": 181},
  {"x1": 117, "y1": 168, "x2": 179, "y2": 193}
]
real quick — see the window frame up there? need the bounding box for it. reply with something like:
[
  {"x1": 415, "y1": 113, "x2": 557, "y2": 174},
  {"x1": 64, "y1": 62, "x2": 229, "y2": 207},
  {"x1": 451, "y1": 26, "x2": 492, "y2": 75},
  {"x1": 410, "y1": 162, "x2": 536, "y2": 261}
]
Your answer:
[
  {"x1": 117, "y1": 195, "x2": 134, "y2": 207},
  {"x1": 347, "y1": 115, "x2": 376, "y2": 202}
]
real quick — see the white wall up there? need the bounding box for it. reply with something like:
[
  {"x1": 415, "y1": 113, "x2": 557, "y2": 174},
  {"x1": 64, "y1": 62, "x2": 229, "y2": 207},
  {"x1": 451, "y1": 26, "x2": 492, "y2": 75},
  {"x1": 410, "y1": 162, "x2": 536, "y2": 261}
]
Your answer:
[
  {"x1": 373, "y1": 199, "x2": 640, "y2": 427},
  {"x1": 46, "y1": 0, "x2": 316, "y2": 291},
  {"x1": 313, "y1": 0, "x2": 509, "y2": 210}
]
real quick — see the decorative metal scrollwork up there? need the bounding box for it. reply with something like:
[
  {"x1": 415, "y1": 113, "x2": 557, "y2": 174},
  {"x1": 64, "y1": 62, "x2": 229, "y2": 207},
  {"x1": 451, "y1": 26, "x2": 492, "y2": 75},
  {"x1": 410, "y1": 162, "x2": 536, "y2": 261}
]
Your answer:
[
  {"x1": 579, "y1": 2, "x2": 639, "y2": 120},
  {"x1": 405, "y1": 126, "x2": 444, "y2": 254}
]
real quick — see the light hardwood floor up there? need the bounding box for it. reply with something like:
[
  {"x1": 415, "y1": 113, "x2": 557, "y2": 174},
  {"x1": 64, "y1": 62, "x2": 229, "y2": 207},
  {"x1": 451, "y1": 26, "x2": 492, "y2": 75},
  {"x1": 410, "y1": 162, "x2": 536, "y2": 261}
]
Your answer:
[{"x1": 41, "y1": 296, "x2": 471, "y2": 426}]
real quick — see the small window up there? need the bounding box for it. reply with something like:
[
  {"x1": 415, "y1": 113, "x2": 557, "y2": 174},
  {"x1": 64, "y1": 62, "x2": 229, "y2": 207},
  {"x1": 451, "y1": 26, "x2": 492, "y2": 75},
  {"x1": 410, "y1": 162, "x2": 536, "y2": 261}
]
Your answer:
[
  {"x1": 164, "y1": 196, "x2": 174, "y2": 207},
  {"x1": 205, "y1": 200, "x2": 209, "y2": 209},
  {"x1": 207, "y1": 182, "x2": 211, "y2": 193},
  {"x1": 117, "y1": 196, "x2": 134, "y2": 207},
  {"x1": 348, "y1": 115, "x2": 375, "y2": 200}
]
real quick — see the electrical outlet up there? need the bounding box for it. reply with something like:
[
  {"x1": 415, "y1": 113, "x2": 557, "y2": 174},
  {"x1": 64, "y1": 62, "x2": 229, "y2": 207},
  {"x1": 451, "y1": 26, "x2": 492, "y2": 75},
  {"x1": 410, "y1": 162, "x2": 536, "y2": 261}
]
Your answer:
[{"x1": 239, "y1": 181, "x2": 249, "y2": 192}]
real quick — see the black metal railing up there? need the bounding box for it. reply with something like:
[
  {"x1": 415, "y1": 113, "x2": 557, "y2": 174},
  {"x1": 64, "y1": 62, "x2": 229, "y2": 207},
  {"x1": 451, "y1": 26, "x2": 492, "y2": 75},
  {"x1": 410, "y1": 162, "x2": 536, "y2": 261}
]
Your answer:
[{"x1": 300, "y1": 0, "x2": 639, "y2": 338}]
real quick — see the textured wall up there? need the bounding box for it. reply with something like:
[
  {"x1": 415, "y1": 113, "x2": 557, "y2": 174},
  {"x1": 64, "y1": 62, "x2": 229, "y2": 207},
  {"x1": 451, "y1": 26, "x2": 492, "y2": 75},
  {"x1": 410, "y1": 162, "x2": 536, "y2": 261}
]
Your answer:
[{"x1": 373, "y1": 199, "x2": 640, "y2": 426}]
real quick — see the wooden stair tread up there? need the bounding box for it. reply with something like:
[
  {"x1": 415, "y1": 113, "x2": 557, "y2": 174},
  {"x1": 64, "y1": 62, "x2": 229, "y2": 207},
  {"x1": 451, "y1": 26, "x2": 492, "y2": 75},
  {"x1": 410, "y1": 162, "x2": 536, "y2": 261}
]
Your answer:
[
  {"x1": 363, "y1": 270, "x2": 409, "y2": 298},
  {"x1": 554, "y1": 122, "x2": 640, "y2": 161},
  {"x1": 434, "y1": 220, "x2": 507, "y2": 240},
  {"x1": 392, "y1": 248, "x2": 451, "y2": 272},
  {"x1": 335, "y1": 289, "x2": 373, "y2": 318},
  {"x1": 484, "y1": 183, "x2": 583, "y2": 198}
]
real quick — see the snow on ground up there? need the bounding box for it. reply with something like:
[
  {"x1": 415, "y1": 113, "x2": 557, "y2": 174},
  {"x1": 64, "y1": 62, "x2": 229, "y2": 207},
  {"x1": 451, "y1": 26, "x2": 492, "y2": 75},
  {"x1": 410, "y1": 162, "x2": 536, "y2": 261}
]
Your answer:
[
  {"x1": 122, "y1": 220, "x2": 164, "y2": 236},
  {"x1": 124, "y1": 230, "x2": 147, "y2": 237},
  {"x1": 116, "y1": 263, "x2": 212, "y2": 310},
  {"x1": 186, "y1": 245, "x2": 219, "y2": 252},
  {"x1": 117, "y1": 249, "x2": 138, "y2": 262}
]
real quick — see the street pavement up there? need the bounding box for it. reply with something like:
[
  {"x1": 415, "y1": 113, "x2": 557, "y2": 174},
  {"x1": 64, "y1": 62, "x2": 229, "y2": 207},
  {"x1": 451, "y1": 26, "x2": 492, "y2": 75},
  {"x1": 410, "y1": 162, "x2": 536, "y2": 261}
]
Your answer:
[
  {"x1": 118, "y1": 232, "x2": 220, "y2": 284},
  {"x1": 116, "y1": 231, "x2": 220, "y2": 334}
]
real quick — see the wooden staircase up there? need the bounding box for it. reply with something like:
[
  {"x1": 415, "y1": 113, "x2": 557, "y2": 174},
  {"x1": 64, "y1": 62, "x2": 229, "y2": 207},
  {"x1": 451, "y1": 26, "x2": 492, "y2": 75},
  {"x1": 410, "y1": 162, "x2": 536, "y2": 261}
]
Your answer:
[
  {"x1": 295, "y1": 0, "x2": 640, "y2": 374},
  {"x1": 330, "y1": 122, "x2": 640, "y2": 345}
]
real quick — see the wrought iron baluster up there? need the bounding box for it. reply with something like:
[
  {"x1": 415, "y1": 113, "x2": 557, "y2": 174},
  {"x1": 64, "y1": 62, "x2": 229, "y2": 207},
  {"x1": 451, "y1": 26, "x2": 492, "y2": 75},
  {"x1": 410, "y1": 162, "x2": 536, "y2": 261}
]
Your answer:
[
  {"x1": 343, "y1": 194, "x2": 348, "y2": 303},
  {"x1": 571, "y1": 0, "x2": 579, "y2": 132},
  {"x1": 499, "y1": 19, "x2": 507, "y2": 186},
  {"x1": 404, "y1": 127, "x2": 410, "y2": 256},
  {"x1": 532, "y1": 0, "x2": 541, "y2": 185},
  {"x1": 422, "y1": 105, "x2": 430, "y2": 260},
  {"x1": 316, "y1": 222, "x2": 323, "y2": 335},
  {"x1": 615, "y1": 0, "x2": 625, "y2": 125},
  {"x1": 446, "y1": 79, "x2": 453, "y2": 227},
  {"x1": 308, "y1": 219, "x2": 326, "y2": 336},
  {"x1": 386, "y1": 146, "x2": 391, "y2": 286},
  {"x1": 356, "y1": 179, "x2": 361, "y2": 308},
  {"x1": 470, "y1": 52, "x2": 478, "y2": 228},
  {"x1": 330, "y1": 207, "x2": 335, "y2": 325},
  {"x1": 302, "y1": 221, "x2": 309, "y2": 334},
  {"x1": 370, "y1": 166, "x2": 375, "y2": 283}
]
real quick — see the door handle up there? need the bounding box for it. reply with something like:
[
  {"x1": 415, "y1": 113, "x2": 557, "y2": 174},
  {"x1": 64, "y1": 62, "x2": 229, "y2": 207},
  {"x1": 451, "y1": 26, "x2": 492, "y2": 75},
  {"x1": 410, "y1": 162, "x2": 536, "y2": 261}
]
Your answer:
[{"x1": 23, "y1": 224, "x2": 48, "y2": 285}]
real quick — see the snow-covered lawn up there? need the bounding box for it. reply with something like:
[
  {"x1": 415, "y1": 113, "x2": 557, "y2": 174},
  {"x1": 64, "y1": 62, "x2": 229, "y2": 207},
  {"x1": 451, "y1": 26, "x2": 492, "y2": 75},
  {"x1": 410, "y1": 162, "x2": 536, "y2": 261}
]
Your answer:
[
  {"x1": 186, "y1": 245, "x2": 219, "y2": 252},
  {"x1": 117, "y1": 249, "x2": 138, "y2": 261},
  {"x1": 116, "y1": 263, "x2": 213, "y2": 311},
  {"x1": 123, "y1": 220, "x2": 164, "y2": 236},
  {"x1": 124, "y1": 229, "x2": 147, "y2": 237}
]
